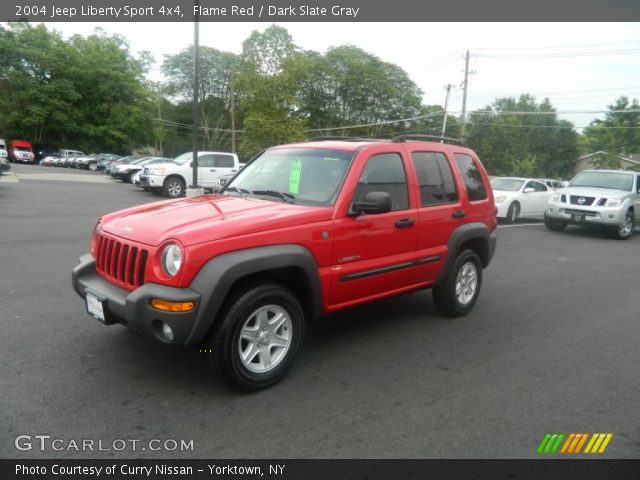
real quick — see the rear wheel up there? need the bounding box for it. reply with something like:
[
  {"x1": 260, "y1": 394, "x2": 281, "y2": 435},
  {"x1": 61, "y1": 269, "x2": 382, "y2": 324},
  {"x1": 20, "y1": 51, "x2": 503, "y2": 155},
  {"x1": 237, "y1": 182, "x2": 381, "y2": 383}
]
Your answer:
[
  {"x1": 613, "y1": 210, "x2": 634, "y2": 240},
  {"x1": 206, "y1": 283, "x2": 305, "y2": 391},
  {"x1": 544, "y1": 213, "x2": 568, "y2": 232},
  {"x1": 432, "y1": 249, "x2": 483, "y2": 317},
  {"x1": 163, "y1": 176, "x2": 185, "y2": 198}
]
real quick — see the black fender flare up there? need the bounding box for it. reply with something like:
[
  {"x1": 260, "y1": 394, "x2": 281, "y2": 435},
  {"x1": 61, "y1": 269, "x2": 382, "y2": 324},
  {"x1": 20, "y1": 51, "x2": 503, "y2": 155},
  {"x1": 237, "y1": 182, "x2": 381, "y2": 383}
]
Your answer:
[
  {"x1": 184, "y1": 244, "x2": 322, "y2": 345},
  {"x1": 434, "y1": 222, "x2": 497, "y2": 287}
]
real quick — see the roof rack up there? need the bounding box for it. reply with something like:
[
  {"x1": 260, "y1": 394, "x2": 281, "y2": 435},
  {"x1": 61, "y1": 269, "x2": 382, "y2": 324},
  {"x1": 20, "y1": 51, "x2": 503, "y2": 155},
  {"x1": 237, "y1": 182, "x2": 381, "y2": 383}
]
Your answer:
[
  {"x1": 306, "y1": 136, "x2": 376, "y2": 142},
  {"x1": 391, "y1": 134, "x2": 464, "y2": 146}
]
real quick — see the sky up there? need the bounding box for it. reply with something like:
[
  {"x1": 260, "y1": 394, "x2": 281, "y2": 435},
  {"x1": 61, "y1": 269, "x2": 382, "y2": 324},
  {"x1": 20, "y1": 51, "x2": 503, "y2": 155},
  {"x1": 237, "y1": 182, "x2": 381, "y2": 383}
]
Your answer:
[{"x1": 45, "y1": 22, "x2": 640, "y2": 132}]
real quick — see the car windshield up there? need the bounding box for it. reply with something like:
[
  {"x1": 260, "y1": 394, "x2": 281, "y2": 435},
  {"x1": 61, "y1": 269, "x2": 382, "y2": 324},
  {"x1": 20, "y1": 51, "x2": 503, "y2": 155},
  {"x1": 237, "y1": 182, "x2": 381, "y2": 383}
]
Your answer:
[
  {"x1": 570, "y1": 171, "x2": 633, "y2": 191},
  {"x1": 173, "y1": 152, "x2": 193, "y2": 166},
  {"x1": 225, "y1": 147, "x2": 354, "y2": 207},
  {"x1": 491, "y1": 178, "x2": 525, "y2": 191},
  {"x1": 15, "y1": 147, "x2": 31, "y2": 152}
]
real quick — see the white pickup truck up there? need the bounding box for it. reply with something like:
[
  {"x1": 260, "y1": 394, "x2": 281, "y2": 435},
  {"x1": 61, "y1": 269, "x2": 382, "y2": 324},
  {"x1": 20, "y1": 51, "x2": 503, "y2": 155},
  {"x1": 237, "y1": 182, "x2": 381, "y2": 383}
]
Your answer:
[{"x1": 139, "y1": 151, "x2": 240, "y2": 198}]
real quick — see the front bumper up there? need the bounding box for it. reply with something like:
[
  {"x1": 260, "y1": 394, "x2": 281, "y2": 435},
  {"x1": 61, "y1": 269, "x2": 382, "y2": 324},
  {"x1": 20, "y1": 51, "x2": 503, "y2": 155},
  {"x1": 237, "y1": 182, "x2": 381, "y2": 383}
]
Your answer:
[
  {"x1": 72, "y1": 254, "x2": 201, "y2": 346},
  {"x1": 546, "y1": 202, "x2": 627, "y2": 226},
  {"x1": 494, "y1": 201, "x2": 510, "y2": 219},
  {"x1": 139, "y1": 174, "x2": 164, "y2": 188}
]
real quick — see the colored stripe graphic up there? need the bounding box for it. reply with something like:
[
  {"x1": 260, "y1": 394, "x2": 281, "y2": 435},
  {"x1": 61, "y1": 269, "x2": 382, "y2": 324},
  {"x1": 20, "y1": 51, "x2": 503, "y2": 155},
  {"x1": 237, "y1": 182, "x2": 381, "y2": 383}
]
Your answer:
[
  {"x1": 537, "y1": 433, "x2": 565, "y2": 454},
  {"x1": 539, "y1": 433, "x2": 613, "y2": 454},
  {"x1": 584, "y1": 433, "x2": 614, "y2": 454}
]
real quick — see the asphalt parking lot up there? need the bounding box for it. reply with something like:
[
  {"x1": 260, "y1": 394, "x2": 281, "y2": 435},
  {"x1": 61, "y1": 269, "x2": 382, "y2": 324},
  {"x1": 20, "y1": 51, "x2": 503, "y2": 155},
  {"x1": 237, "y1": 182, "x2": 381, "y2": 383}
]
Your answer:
[{"x1": 1, "y1": 164, "x2": 639, "y2": 459}]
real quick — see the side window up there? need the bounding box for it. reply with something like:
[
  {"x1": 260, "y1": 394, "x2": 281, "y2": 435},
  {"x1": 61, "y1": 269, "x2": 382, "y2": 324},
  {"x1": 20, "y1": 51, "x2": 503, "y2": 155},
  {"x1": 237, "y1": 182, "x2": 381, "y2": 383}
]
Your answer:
[
  {"x1": 198, "y1": 155, "x2": 215, "y2": 168},
  {"x1": 525, "y1": 181, "x2": 547, "y2": 192},
  {"x1": 214, "y1": 154, "x2": 235, "y2": 168},
  {"x1": 454, "y1": 153, "x2": 487, "y2": 201},
  {"x1": 354, "y1": 153, "x2": 409, "y2": 211},
  {"x1": 412, "y1": 152, "x2": 459, "y2": 206}
]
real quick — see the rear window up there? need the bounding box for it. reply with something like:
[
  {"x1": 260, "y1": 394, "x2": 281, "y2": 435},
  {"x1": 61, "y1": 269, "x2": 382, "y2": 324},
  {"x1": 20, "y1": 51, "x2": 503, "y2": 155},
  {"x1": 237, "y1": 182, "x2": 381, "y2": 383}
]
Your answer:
[
  {"x1": 454, "y1": 153, "x2": 487, "y2": 201},
  {"x1": 411, "y1": 152, "x2": 458, "y2": 206}
]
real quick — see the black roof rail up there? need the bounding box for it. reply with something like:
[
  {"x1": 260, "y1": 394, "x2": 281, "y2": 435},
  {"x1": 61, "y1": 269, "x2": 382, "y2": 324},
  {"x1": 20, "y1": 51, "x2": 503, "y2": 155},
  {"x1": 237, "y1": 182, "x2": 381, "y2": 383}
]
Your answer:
[
  {"x1": 306, "y1": 136, "x2": 375, "y2": 142},
  {"x1": 391, "y1": 134, "x2": 464, "y2": 146}
]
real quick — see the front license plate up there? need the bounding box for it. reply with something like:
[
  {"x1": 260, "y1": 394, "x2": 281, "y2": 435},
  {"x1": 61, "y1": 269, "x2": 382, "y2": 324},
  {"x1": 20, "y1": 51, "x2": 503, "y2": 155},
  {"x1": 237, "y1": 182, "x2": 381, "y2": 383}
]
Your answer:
[{"x1": 85, "y1": 291, "x2": 106, "y2": 323}]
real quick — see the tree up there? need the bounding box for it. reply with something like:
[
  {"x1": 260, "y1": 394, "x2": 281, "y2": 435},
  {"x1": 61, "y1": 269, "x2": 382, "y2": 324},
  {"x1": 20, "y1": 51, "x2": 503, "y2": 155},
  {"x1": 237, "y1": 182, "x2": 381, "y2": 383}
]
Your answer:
[
  {"x1": 237, "y1": 25, "x2": 306, "y2": 157},
  {"x1": 465, "y1": 94, "x2": 578, "y2": 178},
  {"x1": 582, "y1": 97, "x2": 640, "y2": 157},
  {"x1": 0, "y1": 23, "x2": 155, "y2": 153},
  {"x1": 162, "y1": 46, "x2": 240, "y2": 151}
]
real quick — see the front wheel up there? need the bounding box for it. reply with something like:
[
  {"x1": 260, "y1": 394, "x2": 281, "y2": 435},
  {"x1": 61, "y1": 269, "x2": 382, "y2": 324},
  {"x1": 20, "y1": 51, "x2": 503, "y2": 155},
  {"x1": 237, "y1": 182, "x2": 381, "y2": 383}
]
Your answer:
[
  {"x1": 504, "y1": 202, "x2": 520, "y2": 224},
  {"x1": 432, "y1": 249, "x2": 483, "y2": 317},
  {"x1": 163, "y1": 176, "x2": 185, "y2": 198},
  {"x1": 613, "y1": 210, "x2": 634, "y2": 240},
  {"x1": 544, "y1": 213, "x2": 568, "y2": 232},
  {"x1": 207, "y1": 283, "x2": 305, "y2": 391}
]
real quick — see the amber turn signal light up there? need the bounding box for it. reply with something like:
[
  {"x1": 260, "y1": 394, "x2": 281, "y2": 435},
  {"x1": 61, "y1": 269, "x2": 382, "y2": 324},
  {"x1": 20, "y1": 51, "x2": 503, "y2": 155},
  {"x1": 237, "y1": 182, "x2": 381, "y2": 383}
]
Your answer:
[{"x1": 150, "y1": 299, "x2": 194, "y2": 312}]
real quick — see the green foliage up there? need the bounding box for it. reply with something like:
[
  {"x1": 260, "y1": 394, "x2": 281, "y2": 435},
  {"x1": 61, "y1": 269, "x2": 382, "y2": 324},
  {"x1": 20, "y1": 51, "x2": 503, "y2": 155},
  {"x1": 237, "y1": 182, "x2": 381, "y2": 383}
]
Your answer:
[
  {"x1": 582, "y1": 97, "x2": 640, "y2": 156},
  {"x1": 0, "y1": 23, "x2": 155, "y2": 153},
  {"x1": 465, "y1": 95, "x2": 578, "y2": 178}
]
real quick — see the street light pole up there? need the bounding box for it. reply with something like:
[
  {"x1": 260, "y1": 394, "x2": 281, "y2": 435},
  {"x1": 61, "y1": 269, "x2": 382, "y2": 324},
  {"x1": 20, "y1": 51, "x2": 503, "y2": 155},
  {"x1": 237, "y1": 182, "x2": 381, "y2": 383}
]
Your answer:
[{"x1": 188, "y1": 0, "x2": 203, "y2": 197}]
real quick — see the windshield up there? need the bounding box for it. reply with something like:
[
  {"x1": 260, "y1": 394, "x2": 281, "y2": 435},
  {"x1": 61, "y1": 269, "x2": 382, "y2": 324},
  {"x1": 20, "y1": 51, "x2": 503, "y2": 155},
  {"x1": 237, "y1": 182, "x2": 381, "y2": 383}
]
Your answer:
[
  {"x1": 225, "y1": 147, "x2": 354, "y2": 206},
  {"x1": 570, "y1": 171, "x2": 633, "y2": 191},
  {"x1": 491, "y1": 178, "x2": 525, "y2": 192},
  {"x1": 173, "y1": 152, "x2": 192, "y2": 166}
]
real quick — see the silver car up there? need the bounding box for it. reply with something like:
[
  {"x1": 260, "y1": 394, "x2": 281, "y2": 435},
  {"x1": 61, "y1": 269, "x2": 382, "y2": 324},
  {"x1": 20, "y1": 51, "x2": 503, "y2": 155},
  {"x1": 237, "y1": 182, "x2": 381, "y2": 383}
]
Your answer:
[{"x1": 544, "y1": 169, "x2": 640, "y2": 240}]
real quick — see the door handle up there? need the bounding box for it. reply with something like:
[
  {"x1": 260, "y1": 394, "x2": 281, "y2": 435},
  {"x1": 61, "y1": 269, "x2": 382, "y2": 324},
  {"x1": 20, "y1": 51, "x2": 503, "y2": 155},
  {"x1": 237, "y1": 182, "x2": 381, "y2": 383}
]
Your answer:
[
  {"x1": 395, "y1": 218, "x2": 415, "y2": 228},
  {"x1": 452, "y1": 210, "x2": 466, "y2": 219}
]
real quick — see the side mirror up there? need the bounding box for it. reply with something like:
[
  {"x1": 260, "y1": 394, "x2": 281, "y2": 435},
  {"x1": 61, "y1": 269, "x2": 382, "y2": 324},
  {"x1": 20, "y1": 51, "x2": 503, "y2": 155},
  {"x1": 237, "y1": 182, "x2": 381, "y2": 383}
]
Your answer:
[
  {"x1": 350, "y1": 192, "x2": 392, "y2": 216},
  {"x1": 523, "y1": 187, "x2": 535, "y2": 193}
]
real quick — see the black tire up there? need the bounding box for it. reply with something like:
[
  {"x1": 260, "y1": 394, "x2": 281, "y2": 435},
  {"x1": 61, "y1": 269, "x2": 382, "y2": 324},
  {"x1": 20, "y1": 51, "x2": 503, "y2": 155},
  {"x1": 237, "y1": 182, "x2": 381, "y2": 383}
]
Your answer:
[
  {"x1": 544, "y1": 213, "x2": 568, "y2": 232},
  {"x1": 504, "y1": 202, "x2": 520, "y2": 224},
  {"x1": 207, "y1": 283, "x2": 305, "y2": 391},
  {"x1": 163, "y1": 176, "x2": 185, "y2": 198},
  {"x1": 613, "y1": 210, "x2": 634, "y2": 240},
  {"x1": 432, "y1": 249, "x2": 483, "y2": 317}
]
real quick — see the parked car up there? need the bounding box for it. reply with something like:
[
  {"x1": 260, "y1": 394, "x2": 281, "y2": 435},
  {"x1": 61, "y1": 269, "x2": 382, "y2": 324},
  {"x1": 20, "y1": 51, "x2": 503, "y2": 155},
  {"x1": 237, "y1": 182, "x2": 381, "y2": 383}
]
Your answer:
[
  {"x1": 97, "y1": 154, "x2": 125, "y2": 171},
  {"x1": 40, "y1": 155, "x2": 61, "y2": 167},
  {"x1": 8, "y1": 140, "x2": 35, "y2": 164},
  {"x1": 492, "y1": 177, "x2": 554, "y2": 223},
  {"x1": 0, "y1": 139, "x2": 9, "y2": 159},
  {"x1": 111, "y1": 157, "x2": 173, "y2": 183},
  {"x1": 72, "y1": 136, "x2": 497, "y2": 390},
  {"x1": 104, "y1": 156, "x2": 137, "y2": 174},
  {"x1": 537, "y1": 178, "x2": 565, "y2": 190},
  {"x1": 138, "y1": 151, "x2": 241, "y2": 198},
  {"x1": 545, "y1": 169, "x2": 640, "y2": 240}
]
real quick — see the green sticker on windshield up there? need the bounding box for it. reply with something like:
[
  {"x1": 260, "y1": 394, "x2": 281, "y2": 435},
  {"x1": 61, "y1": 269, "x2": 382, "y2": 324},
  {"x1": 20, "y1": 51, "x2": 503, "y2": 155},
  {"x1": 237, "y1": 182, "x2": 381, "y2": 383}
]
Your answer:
[{"x1": 289, "y1": 159, "x2": 302, "y2": 194}]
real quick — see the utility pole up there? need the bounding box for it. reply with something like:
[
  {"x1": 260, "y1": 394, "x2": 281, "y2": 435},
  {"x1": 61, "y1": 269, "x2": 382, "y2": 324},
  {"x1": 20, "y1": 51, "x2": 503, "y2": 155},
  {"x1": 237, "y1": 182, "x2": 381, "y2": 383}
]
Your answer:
[
  {"x1": 460, "y1": 50, "x2": 470, "y2": 140},
  {"x1": 230, "y1": 73, "x2": 236, "y2": 154},
  {"x1": 188, "y1": 0, "x2": 203, "y2": 197},
  {"x1": 441, "y1": 83, "x2": 453, "y2": 142},
  {"x1": 157, "y1": 89, "x2": 163, "y2": 156}
]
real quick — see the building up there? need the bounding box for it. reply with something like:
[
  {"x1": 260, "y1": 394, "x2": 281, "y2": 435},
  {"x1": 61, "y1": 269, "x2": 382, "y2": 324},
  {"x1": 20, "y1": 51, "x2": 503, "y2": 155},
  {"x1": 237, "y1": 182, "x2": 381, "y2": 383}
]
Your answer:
[{"x1": 574, "y1": 151, "x2": 640, "y2": 175}]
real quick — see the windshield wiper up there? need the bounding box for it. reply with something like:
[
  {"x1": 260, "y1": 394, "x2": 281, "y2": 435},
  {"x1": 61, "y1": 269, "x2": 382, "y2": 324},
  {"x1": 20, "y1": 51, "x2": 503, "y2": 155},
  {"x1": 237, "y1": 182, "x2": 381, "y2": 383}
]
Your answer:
[
  {"x1": 224, "y1": 186, "x2": 251, "y2": 195},
  {"x1": 251, "y1": 190, "x2": 296, "y2": 203}
]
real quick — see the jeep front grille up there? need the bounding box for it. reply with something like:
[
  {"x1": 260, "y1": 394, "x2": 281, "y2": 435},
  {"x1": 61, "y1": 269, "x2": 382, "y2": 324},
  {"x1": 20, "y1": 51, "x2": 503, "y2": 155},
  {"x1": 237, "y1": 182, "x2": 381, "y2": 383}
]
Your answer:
[
  {"x1": 569, "y1": 195, "x2": 595, "y2": 206},
  {"x1": 96, "y1": 236, "x2": 148, "y2": 289}
]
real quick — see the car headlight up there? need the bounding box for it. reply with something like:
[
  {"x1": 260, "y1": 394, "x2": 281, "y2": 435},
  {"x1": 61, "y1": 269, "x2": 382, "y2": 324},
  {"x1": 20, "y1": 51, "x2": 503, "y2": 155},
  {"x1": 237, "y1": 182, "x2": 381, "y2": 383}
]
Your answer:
[
  {"x1": 149, "y1": 168, "x2": 165, "y2": 175},
  {"x1": 90, "y1": 222, "x2": 102, "y2": 256},
  {"x1": 551, "y1": 193, "x2": 561, "y2": 202},
  {"x1": 161, "y1": 243, "x2": 183, "y2": 277},
  {"x1": 494, "y1": 195, "x2": 506, "y2": 204},
  {"x1": 605, "y1": 198, "x2": 623, "y2": 207}
]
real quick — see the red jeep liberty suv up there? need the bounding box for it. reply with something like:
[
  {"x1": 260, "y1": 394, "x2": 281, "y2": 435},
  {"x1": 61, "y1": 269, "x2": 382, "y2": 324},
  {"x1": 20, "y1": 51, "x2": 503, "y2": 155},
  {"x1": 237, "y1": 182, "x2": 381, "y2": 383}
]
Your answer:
[{"x1": 72, "y1": 136, "x2": 497, "y2": 390}]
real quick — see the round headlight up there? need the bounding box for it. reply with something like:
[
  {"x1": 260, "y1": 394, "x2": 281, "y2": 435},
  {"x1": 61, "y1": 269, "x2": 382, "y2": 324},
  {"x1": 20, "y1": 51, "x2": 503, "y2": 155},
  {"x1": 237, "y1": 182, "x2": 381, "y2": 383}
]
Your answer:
[{"x1": 161, "y1": 243, "x2": 183, "y2": 277}]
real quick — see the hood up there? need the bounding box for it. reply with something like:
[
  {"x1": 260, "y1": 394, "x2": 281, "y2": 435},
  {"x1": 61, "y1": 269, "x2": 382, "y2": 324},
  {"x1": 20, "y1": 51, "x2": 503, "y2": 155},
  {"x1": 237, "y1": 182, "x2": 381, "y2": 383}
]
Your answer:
[
  {"x1": 559, "y1": 186, "x2": 630, "y2": 199},
  {"x1": 101, "y1": 194, "x2": 332, "y2": 247},
  {"x1": 142, "y1": 162, "x2": 176, "y2": 173}
]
